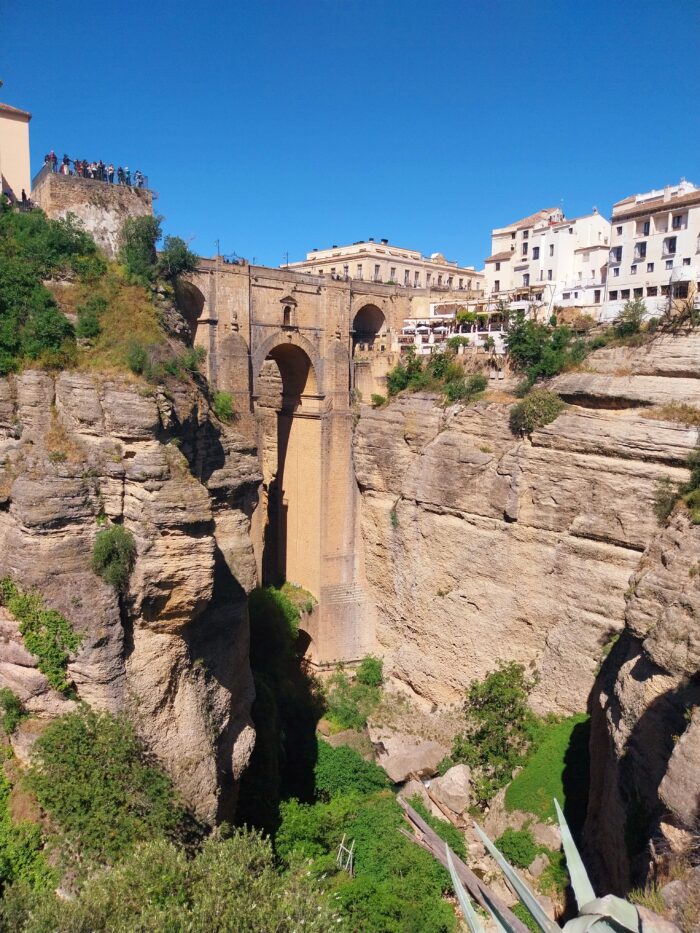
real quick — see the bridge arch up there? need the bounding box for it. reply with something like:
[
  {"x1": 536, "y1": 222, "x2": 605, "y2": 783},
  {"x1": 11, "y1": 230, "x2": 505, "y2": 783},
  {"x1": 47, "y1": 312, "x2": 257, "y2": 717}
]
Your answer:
[
  {"x1": 175, "y1": 280, "x2": 206, "y2": 343},
  {"x1": 352, "y1": 303, "x2": 387, "y2": 355},
  {"x1": 252, "y1": 330, "x2": 324, "y2": 397}
]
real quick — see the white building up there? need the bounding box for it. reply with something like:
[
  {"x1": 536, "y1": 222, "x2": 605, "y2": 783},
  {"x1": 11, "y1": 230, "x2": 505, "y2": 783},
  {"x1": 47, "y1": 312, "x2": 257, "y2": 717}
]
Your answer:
[
  {"x1": 286, "y1": 238, "x2": 484, "y2": 292},
  {"x1": 482, "y1": 207, "x2": 610, "y2": 318},
  {"x1": 604, "y1": 179, "x2": 700, "y2": 321}
]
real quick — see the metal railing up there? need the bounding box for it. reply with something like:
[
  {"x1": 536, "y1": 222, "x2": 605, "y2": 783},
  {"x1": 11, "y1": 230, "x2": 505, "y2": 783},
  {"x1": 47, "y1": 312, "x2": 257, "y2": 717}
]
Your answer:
[{"x1": 32, "y1": 161, "x2": 149, "y2": 190}]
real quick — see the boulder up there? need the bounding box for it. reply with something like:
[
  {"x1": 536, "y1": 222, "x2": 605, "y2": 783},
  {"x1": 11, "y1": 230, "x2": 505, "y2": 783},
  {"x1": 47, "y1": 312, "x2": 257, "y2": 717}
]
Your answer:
[
  {"x1": 528, "y1": 853, "x2": 549, "y2": 878},
  {"x1": 369, "y1": 725, "x2": 448, "y2": 783},
  {"x1": 429, "y1": 764, "x2": 471, "y2": 815}
]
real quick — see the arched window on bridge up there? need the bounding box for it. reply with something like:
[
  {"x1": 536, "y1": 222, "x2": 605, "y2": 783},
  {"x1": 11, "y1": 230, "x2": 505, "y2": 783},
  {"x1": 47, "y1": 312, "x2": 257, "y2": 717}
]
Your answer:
[{"x1": 352, "y1": 304, "x2": 386, "y2": 355}]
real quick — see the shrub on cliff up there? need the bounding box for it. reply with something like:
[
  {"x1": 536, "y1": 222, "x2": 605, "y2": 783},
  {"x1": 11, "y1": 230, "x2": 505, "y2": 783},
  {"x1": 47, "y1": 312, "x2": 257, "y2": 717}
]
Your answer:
[
  {"x1": 0, "y1": 688, "x2": 27, "y2": 735},
  {"x1": 119, "y1": 215, "x2": 162, "y2": 284},
  {"x1": 91, "y1": 524, "x2": 136, "y2": 592},
  {"x1": 509, "y1": 389, "x2": 565, "y2": 435},
  {"x1": 157, "y1": 235, "x2": 199, "y2": 282},
  {"x1": 450, "y1": 661, "x2": 540, "y2": 806},
  {"x1": 314, "y1": 740, "x2": 388, "y2": 800},
  {"x1": 505, "y1": 311, "x2": 586, "y2": 384},
  {"x1": 0, "y1": 772, "x2": 55, "y2": 894},
  {"x1": 26, "y1": 708, "x2": 184, "y2": 868},
  {"x1": 494, "y1": 827, "x2": 538, "y2": 869},
  {"x1": 212, "y1": 389, "x2": 235, "y2": 422}
]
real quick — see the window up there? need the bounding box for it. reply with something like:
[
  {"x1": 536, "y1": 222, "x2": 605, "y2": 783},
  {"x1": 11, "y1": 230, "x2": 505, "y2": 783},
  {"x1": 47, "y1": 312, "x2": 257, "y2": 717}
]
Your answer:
[
  {"x1": 634, "y1": 242, "x2": 647, "y2": 260},
  {"x1": 494, "y1": 279, "x2": 500, "y2": 291},
  {"x1": 646, "y1": 286, "x2": 657, "y2": 297},
  {"x1": 574, "y1": 291, "x2": 579, "y2": 298},
  {"x1": 374, "y1": 264, "x2": 381, "y2": 281},
  {"x1": 356, "y1": 264, "x2": 363, "y2": 279},
  {"x1": 616, "y1": 226, "x2": 622, "y2": 235},
  {"x1": 523, "y1": 273, "x2": 530, "y2": 286},
  {"x1": 613, "y1": 267, "x2": 620, "y2": 277},
  {"x1": 643, "y1": 220, "x2": 650, "y2": 236},
  {"x1": 672, "y1": 213, "x2": 685, "y2": 230},
  {"x1": 547, "y1": 269, "x2": 552, "y2": 280},
  {"x1": 673, "y1": 281, "x2": 689, "y2": 299},
  {"x1": 426, "y1": 273, "x2": 431, "y2": 286},
  {"x1": 634, "y1": 287, "x2": 643, "y2": 299},
  {"x1": 414, "y1": 271, "x2": 420, "y2": 286},
  {"x1": 390, "y1": 266, "x2": 396, "y2": 281},
  {"x1": 663, "y1": 236, "x2": 677, "y2": 255},
  {"x1": 522, "y1": 242, "x2": 528, "y2": 256},
  {"x1": 447, "y1": 276, "x2": 453, "y2": 288},
  {"x1": 594, "y1": 289, "x2": 601, "y2": 303},
  {"x1": 610, "y1": 246, "x2": 622, "y2": 262},
  {"x1": 523, "y1": 230, "x2": 529, "y2": 239},
  {"x1": 609, "y1": 290, "x2": 618, "y2": 300},
  {"x1": 647, "y1": 262, "x2": 654, "y2": 273},
  {"x1": 661, "y1": 284, "x2": 670, "y2": 296},
  {"x1": 665, "y1": 259, "x2": 673, "y2": 270},
  {"x1": 549, "y1": 244, "x2": 554, "y2": 256},
  {"x1": 539, "y1": 270, "x2": 543, "y2": 281},
  {"x1": 495, "y1": 262, "x2": 501, "y2": 271},
  {"x1": 532, "y1": 246, "x2": 540, "y2": 259},
  {"x1": 404, "y1": 270, "x2": 410, "y2": 285},
  {"x1": 283, "y1": 305, "x2": 292, "y2": 326},
  {"x1": 458, "y1": 278, "x2": 463, "y2": 289},
  {"x1": 631, "y1": 264, "x2": 637, "y2": 274},
  {"x1": 562, "y1": 292, "x2": 571, "y2": 299},
  {"x1": 621, "y1": 289, "x2": 630, "y2": 299},
  {"x1": 330, "y1": 267, "x2": 336, "y2": 275},
  {"x1": 437, "y1": 274, "x2": 443, "y2": 286},
  {"x1": 343, "y1": 264, "x2": 349, "y2": 277},
  {"x1": 683, "y1": 257, "x2": 691, "y2": 266}
]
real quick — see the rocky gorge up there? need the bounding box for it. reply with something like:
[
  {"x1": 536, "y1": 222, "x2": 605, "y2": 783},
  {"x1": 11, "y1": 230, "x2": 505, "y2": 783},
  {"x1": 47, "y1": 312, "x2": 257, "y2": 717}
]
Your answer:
[{"x1": 354, "y1": 332, "x2": 700, "y2": 896}]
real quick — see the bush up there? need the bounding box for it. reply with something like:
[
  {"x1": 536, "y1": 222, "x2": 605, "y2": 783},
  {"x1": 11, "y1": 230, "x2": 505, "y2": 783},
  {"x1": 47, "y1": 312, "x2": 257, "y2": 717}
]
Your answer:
[
  {"x1": 446, "y1": 336, "x2": 470, "y2": 351},
  {"x1": 505, "y1": 311, "x2": 586, "y2": 383},
  {"x1": 157, "y1": 235, "x2": 199, "y2": 281},
  {"x1": 356, "y1": 655, "x2": 383, "y2": 688},
  {"x1": 653, "y1": 476, "x2": 680, "y2": 524},
  {"x1": 510, "y1": 389, "x2": 565, "y2": 435},
  {"x1": 91, "y1": 524, "x2": 136, "y2": 592},
  {"x1": 126, "y1": 339, "x2": 149, "y2": 375},
  {"x1": 494, "y1": 827, "x2": 538, "y2": 869},
  {"x1": 614, "y1": 298, "x2": 646, "y2": 338},
  {"x1": 450, "y1": 661, "x2": 540, "y2": 806},
  {"x1": 0, "y1": 578, "x2": 81, "y2": 696},
  {"x1": 0, "y1": 688, "x2": 26, "y2": 734},
  {"x1": 212, "y1": 389, "x2": 234, "y2": 422},
  {"x1": 76, "y1": 295, "x2": 108, "y2": 340},
  {"x1": 314, "y1": 740, "x2": 388, "y2": 800},
  {"x1": 119, "y1": 215, "x2": 162, "y2": 284},
  {"x1": 0, "y1": 772, "x2": 54, "y2": 893},
  {"x1": 444, "y1": 371, "x2": 487, "y2": 404},
  {"x1": 370, "y1": 393, "x2": 386, "y2": 408},
  {"x1": 26, "y1": 707, "x2": 183, "y2": 867},
  {"x1": 325, "y1": 667, "x2": 382, "y2": 732}
]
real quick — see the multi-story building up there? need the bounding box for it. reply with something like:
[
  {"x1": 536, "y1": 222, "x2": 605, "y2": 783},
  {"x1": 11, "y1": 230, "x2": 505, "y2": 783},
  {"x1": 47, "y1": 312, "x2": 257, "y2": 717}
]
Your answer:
[
  {"x1": 286, "y1": 238, "x2": 484, "y2": 292},
  {"x1": 604, "y1": 179, "x2": 700, "y2": 321},
  {"x1": 0, "y1": 99, "x2": 31, "y2": 200},
  {"x1": 482, "y1": 207, "x2": 610, "y2": 317}
]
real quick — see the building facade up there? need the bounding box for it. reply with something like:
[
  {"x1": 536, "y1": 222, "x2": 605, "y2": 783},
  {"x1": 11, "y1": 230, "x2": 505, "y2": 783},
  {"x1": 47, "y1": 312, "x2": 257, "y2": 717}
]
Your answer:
[
  {"x1": 604, "y1": 179, "x2": 700, "y2": 321},
  {"x1": 0, "y1": 101, "x2": 31, "y2": 200},
  {"x1": 483, "y1": 207, "x2": 610, "y2": 317},
  {"x1": 286, "y1": 238, "x2": 485, "y2": 292}
]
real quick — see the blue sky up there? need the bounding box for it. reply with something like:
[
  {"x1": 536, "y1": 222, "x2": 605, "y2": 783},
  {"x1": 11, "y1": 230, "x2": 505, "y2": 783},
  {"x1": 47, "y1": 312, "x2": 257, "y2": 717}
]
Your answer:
[{"x1": 4, "y1": 0, "x2": 700, "y2": 268}]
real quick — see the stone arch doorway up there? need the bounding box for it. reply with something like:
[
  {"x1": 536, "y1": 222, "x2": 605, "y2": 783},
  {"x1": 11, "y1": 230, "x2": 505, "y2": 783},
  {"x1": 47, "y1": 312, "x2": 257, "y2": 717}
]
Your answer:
[
  {"x1": 254, "y1": 341, "x2": 323, "y2": 598},
  {"x1": 174, "y1": 281, "x2": 206, "y2": 343},
  {"x1": 352, "y1": 304, "x2": 386, "y2": 355}
]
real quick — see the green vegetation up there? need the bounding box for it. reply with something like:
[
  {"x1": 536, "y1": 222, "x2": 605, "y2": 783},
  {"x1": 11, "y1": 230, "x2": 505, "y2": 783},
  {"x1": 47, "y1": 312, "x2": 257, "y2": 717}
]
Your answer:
[
  {"x1": 91, "y1": 524, "x2": 136, "y2": 592},
  {"x1": 125, "y1": 340, "x2": 206, "y2": 381},
  {"x1": 276, "y1": 747, "x2": 457, "y2": 933},
  {"x1": 386, "y1": 348, "x2": 487, "y2": 405},
  {"x1": 406, "y1": 795, "x2": 466, "y2": 860},
  {"x1": 212, "y1": 389, "x2": 234, "y2": 422},
  {"x1": 324, "y1": 658, "x2": 383, "y2": 732},
  {"x1": 505, "y1": 714, "x2": 590, "y2": 826},
  {"x1": 119, "y1": 215, "x2": 199, "y2": 286},
  {"x1": 0, "y1": 690, "x2": 26, "y2": 735},
  {"x1": 314, "y1": 740, "x2": 388, "y2": 800},
  {"x1": 0, "y1": 772, "x2": 55, "y2": 894},
  {"x1": 653, "y1": 441, "x2": 700, "y2": 526},
  {"x1": 509, "y1": 389, "x2": 565, "y2": 435},
  {"x1": 1, "y1": 831, "x2": 341, "y2": 933},
  {"x1": 450, "y1": 661, "x2": 540, "y2": 807},
  {"x1": 494, "y1": 827, "x2": 538, "y2": 869},
  {"x1": 613, "y1": 298, "x2": 646, "y2": 338},
  {"x1": 370, "y1": 393, "x2": 386, "y2": 408},
  {"x1": 505, "y1": 311, "x2": 587, "y2": 387},
  {"x1": 0, "y1": 578, "x2": 81, "y2": 696},
  {"x1": 26, "y1": 707, "x2": 183, "y2": 868},
  {"x1": 512, "y1": 902, "x2": 541, "y2": 932},
  {"x1": 75, "y1": 295, "x2": 107, "y2": 340}
]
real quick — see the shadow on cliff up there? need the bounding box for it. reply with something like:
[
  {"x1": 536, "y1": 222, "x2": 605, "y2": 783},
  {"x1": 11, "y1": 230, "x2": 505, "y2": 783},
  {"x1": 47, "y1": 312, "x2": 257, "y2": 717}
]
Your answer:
[
  {"x1": 583, "y1": 630, "x2": 700, "y2": 894},
  {"x1": 235, "y1": 586, "x2": 324, "y2": 836}
]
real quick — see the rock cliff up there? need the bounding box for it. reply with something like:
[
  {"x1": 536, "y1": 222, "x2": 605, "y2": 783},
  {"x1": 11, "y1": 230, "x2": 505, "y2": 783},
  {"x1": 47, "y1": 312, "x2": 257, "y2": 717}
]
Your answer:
[{"x1": 0, "y1": 369, "x2": 261, "y2": 822}]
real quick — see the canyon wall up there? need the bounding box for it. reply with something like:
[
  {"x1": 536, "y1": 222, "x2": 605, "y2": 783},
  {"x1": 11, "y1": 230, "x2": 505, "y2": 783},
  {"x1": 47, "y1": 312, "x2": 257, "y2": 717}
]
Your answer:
[
  {"x1": 355, "y1": 332, "x2": 700, "y2": 884},
  {"x1": 0, "y1": 370, "x2": 261, "y2": 822}
]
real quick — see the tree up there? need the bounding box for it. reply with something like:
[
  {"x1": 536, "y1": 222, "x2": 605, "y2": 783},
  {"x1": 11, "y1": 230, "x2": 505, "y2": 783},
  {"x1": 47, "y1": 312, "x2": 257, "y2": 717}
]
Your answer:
[
  {"x1": 118, "y1": 215, "x2": 162, "y2": 283},
  {"x1": 157, "y1": 236, "x2": 199, "y2": 281},
  {"x1": 614, "y1": 298, "x2": 646, "y2": 337}
]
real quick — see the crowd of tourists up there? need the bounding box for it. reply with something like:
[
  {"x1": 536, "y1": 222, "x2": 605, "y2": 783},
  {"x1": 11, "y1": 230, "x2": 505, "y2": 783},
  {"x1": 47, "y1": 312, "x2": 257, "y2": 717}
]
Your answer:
[{"x1": 43, "y1": 151, "x2": 146, "y2": 188}]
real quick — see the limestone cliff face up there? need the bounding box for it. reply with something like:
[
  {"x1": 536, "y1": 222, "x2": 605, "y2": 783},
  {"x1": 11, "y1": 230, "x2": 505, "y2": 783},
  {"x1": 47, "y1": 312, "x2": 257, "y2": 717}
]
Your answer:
[
  {"x1": 353, "y1": 334, "x2": 699, "y2": 719},
  {"x1": 0, "y1": 369, "x2": 261, "y2": 822}
]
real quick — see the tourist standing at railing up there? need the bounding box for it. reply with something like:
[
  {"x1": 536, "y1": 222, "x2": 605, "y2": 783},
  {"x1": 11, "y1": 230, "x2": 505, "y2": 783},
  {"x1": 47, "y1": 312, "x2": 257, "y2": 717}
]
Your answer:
[
  {"x1": 107, "y1": 163, "x2": 114, "y2": 184},
  {"x1": 124, "y1": 167, "x2": 131, "y2": 186}
]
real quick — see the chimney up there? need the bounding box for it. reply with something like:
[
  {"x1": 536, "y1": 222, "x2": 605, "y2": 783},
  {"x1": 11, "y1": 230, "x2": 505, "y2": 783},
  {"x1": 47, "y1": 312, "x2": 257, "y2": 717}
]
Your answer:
[
  {"x1": 368, "y1": 237, "x2": 374, "y2": 242},
  {"x1": 381, "y1": 238, "x2": 388, "y2": 244},
  {"x1": 663, "y1": 186, "x2": 671, "y2": 202}
]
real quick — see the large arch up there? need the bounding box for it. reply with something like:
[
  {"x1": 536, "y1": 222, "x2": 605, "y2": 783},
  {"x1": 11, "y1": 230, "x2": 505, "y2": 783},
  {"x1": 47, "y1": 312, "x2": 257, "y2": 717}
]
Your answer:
[
  {"x1": 252, "y1": 331, "x2": 324, "y2": 396},
  {"x1": 253, "y1": 339, "x2": 323, "y2": 599},
  {"x1": 174, "y1": 280, "x2": 206, "y2": 343}
]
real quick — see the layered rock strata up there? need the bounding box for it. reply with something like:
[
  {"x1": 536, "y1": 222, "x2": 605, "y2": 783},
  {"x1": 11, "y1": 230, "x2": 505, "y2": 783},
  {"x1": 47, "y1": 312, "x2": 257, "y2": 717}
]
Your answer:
[{"x1": 0, "y1": 370, "x2": 261, "y2": 821}]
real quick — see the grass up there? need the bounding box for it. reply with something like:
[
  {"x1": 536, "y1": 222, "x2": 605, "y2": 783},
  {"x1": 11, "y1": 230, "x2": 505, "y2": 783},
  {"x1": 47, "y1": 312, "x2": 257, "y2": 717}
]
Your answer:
[
  {"x1": 505, "y1": 713, "x2": 590, "y2": 824},
  {"x1": 641, "y1": 403, "x2": 700, "y2": 427}
]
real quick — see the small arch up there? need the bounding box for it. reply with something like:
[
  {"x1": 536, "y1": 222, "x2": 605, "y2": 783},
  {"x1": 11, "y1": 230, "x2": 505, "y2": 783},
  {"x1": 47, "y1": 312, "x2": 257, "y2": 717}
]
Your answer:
[
  {"x1": 280, "y1": 294, "x2": 297, "y2": 329},
  {"x1": 352, "y1": 304, "x2": 386, "y2": 355},
  {"x1": 175, "y1": 280, "x2": 206, "y2": 343}
]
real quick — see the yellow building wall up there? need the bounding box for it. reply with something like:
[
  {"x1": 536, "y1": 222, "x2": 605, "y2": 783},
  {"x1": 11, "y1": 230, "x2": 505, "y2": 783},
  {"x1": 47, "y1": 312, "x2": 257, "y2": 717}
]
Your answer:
[{"x1": 0, "y1": 110, "x2": 31, "y2": 199}]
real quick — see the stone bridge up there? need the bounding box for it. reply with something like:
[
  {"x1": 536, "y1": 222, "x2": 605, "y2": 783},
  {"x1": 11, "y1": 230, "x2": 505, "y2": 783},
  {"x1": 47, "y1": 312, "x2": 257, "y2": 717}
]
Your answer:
[{"x1": 183, "y1": 259, "x2": 475, "y2": 663}]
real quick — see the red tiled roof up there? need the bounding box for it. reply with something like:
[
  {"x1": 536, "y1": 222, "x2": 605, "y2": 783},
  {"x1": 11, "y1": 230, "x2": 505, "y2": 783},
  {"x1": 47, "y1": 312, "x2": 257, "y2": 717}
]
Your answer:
[
  {"x1": 485, "y1": 251, "x2": 512, "y2": 263},
  {"x1": 0, "y1": 102, "x2": 31, "y2": 119},
  {"x1": 612, "y1": 188, "x2": 700, "y2": 219},
  {"x1": 513, "y1": 207, "x2": 560, "y2": 229}
]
